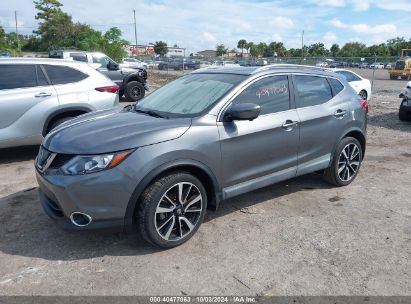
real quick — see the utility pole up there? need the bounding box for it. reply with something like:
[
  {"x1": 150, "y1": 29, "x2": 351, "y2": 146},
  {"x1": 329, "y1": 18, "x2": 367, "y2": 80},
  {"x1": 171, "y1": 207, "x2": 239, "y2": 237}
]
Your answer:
[
  {"x1": 301, "y1": 30, "x2": 304, "y2": 58},
  {"x1": 15, "y1": 10, "x2": 20, "y2": 51},
  {"x1": 133, "y1": 9, "x2": 138, "y2": 56}
]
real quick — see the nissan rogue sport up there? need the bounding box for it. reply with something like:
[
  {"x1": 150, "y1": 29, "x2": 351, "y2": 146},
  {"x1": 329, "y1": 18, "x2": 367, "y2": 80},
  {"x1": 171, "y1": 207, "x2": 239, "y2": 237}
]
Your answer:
[{"x1": 35, "y1": 64, "x2": 368, "y2": 248}]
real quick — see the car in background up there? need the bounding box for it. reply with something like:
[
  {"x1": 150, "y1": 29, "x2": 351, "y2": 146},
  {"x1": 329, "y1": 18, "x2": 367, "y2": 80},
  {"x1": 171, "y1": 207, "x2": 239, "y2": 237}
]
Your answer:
[
  {"x1": 49, "y1": 50, "x2": 148, "y2": 102},
  {"x1": 36, "y1": 64, "x2": 367, "y2": 248},
  {"x1": 399, "y1": 81, "x2": 411, "y2": 121},
  {"x1": 332, "y1": 68, "x2": 371, "y2": 100},
  {"x1": 0, "y1": 51, "x2": 10, "y2": 58},
  {"x1": 359, "y1": 63, "x2": 369, "y2": 69},
  {"x1": 385, "y1": 63, "x2": 392, "y2": 69},
  {"x1": 316, "y1": 62, "x2": 328, "y2": 67},
  {"x1": 370, "y1": 62, "x2": 384, "y2": 69},
  {"x1": 120, "y1": 58, "x2": 148, "y2": 70},
  {"x1": 144, "y1": 60, "x2": 157, "y2": 69},
  {"x1": 0, "y1": 58, "x2": 119, "y2": 149},
  {"x1": 213, "y1": 60, "x2": 240, "y2": 67}
]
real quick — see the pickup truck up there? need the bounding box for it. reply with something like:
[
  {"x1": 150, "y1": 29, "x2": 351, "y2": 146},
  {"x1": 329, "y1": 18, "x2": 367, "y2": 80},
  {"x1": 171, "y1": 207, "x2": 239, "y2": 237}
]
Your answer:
[{"x1": 49, "y1": 50, "x2": 149, "y2": 102}]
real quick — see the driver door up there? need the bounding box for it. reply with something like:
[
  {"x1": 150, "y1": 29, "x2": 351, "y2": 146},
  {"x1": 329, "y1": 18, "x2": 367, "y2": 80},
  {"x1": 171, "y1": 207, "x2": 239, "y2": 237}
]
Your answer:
[{"x1": 217, "y1": 75, "x2": 299, "y2": 197}]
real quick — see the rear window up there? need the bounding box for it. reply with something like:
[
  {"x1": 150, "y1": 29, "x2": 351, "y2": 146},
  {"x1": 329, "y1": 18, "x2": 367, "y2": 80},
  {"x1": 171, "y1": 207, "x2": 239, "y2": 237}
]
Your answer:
[
  {"x1": 0, "y1": 64, "x2": 37, "y2": 90},
  {"x1": 43, "y1": 65, "x2": 88, "y2": 85},
  {"x1": 294, "y1": 75, "x2": 333, "y2": 108},
  {"x1": 69, "y1": 53, "x2": 88, "y2": 62},
  {"x1": 329, "y1": 78, "x2": 344, "y2": 95},
  {"x1": 336, "y1": 71, "x2": 361, "y2": 82}
]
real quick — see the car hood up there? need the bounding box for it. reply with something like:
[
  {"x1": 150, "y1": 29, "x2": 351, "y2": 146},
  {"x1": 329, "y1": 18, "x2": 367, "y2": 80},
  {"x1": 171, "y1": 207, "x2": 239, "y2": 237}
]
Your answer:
[{"x1": 43, "y1": 107, "x2": 192, "y2": 154}]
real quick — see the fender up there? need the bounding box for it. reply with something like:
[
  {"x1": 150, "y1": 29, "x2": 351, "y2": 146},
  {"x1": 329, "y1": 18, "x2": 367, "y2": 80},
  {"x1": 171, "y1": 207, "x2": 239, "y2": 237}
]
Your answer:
[
  {"x1": 42, "y1": 106, "x2": 92, "y2": 136},
  {"x1": 123, "y1": 159, "x2": 222, "y2": 229},
  {"x1": 122, "y1": 70, "x2": 147, "y2": 91}
]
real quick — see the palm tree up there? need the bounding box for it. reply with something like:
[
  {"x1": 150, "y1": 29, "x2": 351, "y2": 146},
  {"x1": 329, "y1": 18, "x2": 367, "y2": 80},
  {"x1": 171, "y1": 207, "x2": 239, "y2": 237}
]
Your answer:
[{"x1": 237, "y1": 39, "x2": 247, "y2": 57}]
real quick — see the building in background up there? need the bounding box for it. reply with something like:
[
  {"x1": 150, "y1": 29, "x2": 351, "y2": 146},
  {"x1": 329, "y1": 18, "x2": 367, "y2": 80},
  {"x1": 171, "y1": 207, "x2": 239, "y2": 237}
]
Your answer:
[
  {"x1": 166, "y1": 47, "x2": 185, "y2": 57},
  {"x1": 127, "y1": 45, "x2": 155, "y2": 56}
]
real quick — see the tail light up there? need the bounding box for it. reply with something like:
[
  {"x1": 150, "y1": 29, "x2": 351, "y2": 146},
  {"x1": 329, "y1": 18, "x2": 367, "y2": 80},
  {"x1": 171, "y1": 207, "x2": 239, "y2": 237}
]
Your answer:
[
  {"x1": 95, "y1": 86, "x2": 119, "y2": 93},
  {"x1": 359, "y1": 99, "x2": 368, "y2": 113}
]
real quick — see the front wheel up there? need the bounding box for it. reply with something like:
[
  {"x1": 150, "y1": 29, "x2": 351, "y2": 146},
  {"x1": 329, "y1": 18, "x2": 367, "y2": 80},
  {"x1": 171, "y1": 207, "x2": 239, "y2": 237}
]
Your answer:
[
  {"x1": 136, "y1": 172, "x2": 207, "y2": 248},
  {"x1": 124, "y1": 81, "x2": 145, "y2": 102},
  {"x1": 323, "y1": 137, "x2": 363, "y2": 186},
  {"x1": 399, "y1": 103, "x2": 409, "y2": 121}
]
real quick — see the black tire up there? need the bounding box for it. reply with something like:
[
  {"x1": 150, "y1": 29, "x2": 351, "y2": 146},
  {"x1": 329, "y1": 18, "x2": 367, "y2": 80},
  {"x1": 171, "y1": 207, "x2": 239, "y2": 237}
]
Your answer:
[
  {"x1": 390, "y1": 75, "x2": 397, "y2": 80},
  {"x1": 399, "y1": 104, "x2": 409, "y2": 121},
  {"x1": 358, "y1": 90, "x2": 368, "y2": 100},
  {"x1": 124, "y1": 81, "x2": 145, "y2": 102},
  {"x1": 323, "y1": 137, "x2": 363, "y2": 187},
  {"x1": 136, "y1": 171, "x2": 207, "y2": 248},
  {"x1": 48, "y1": 116, "x2": 74, "y2": 133}
]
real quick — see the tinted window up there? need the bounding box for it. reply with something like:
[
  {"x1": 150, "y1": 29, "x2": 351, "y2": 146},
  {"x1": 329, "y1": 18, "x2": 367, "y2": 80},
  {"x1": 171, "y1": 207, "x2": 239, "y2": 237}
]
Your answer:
[
  {"x1": 336, "y1": 71, "x2": 361, "y2": 82},
  {"x1": 43, "y1": 65, "x2": 88, "y2": 85},
  {"x1": 294, "y1": 75, "x2": 333, "y2": 107},
  {"x1": 36, "y1": 66, "x2": 49, "y2": 86},
  {"x1": 231, "y1": 76, "x2": 290, "y2": 115},
  {"x1": 92, "y1": 55, "x2": 111, "y2": 67},
  {"x1": 0, "y1": 64, "x2": 37, "y2": 90},
  {"x1": 329, "y1": 78, "x2": 344, "y2": 95}
]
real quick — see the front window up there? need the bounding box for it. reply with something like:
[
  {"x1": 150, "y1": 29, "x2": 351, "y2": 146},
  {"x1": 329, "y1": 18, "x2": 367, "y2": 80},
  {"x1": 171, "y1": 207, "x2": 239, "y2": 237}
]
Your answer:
[
  {"x1": 134, "y1": 73, "x2": 246, "y2": 118},
  {"x1": 92, "y1": 53, "x2": 115, "y2": 67}
]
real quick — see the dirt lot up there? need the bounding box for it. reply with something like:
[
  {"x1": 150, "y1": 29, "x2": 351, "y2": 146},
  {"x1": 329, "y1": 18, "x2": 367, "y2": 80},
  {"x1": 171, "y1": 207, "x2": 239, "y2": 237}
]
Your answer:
[{"x1": 0, "y1": 68, "x2": 410, "y2": 296}]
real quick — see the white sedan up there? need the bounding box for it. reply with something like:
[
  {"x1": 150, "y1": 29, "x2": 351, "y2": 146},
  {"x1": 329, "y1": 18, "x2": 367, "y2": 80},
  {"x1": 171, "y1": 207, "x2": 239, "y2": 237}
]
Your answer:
[{"x1": 332, "y1": 69, "x2": 372, "y2": 100}]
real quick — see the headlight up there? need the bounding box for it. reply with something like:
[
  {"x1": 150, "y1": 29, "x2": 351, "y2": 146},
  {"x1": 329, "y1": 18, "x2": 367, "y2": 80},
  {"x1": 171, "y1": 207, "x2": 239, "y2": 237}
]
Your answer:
[{"x1": 61, "y1": 150, "x2": 134, "y2": 175}]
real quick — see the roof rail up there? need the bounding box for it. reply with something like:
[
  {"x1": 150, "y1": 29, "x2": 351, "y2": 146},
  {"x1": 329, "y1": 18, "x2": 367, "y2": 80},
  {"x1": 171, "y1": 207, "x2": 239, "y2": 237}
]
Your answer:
[{"x1": 252, "y1": 64, "x2": 332, "y2": 74}]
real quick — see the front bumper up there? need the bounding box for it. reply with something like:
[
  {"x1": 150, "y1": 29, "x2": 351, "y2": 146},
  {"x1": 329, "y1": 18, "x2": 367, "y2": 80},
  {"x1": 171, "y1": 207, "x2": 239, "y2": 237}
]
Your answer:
[{"x1": 36, "y1": 164, "x2": 135, "y2": 232}]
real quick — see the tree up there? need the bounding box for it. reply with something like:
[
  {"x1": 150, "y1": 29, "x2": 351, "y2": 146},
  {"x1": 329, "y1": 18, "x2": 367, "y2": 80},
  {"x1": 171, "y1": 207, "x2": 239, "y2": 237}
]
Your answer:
[
  {"x1": 153, "y1": 41, "x2": 168, "y2": 57},
  {"x1": 216, "y1": 44, "x2": 228, "y2": 56},
  {"x1": 237, "y1": 39, "x2": 247, "y2": 56},
  {"x1": 330, "y1": 44, "x2": 340, "y2": 57},
  {"x1": 307, "y1": 43, "x2": 328, "y2": 57},
  {"x1": 100, "y1": 27, "x2": 128, "y2": 62},
  {"x1": 339, "y1": 42, "x2": 367, "y2": 57}
]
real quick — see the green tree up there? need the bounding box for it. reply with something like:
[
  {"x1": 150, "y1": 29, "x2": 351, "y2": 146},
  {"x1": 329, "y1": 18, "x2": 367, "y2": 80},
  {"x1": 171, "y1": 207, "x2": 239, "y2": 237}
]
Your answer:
[
  {"x1": 339, "y1": 42, "x2": 367, "y2": 57},
  {"x1": 307, "y1": 42, "x2": 328, "y2": 57},
  {"x1": 237, "y1": 39, "x2": 247, "y2": 56},
  {"x1": 100, "y1": 27, "x2": 128, "y2": 62},
  {"x1": 153, "y1": 41, "x2": 168, "y2": 57},
  {"x1": 216, "y1": 44, "x2": 228, "y2": 56},
  {"x1": 330, "y1": 43, "x2": 340, "y2": 57}
]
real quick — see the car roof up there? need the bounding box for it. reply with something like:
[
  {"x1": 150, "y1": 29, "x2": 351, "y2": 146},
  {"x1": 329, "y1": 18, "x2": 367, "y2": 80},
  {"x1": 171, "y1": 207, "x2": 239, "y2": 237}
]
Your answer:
[
  {"x1": 192, "y1": 64, "x2": 338, "y2": 77},
  {"x1": 0, "y1": 57, "x2": 89, "y2": 66}
]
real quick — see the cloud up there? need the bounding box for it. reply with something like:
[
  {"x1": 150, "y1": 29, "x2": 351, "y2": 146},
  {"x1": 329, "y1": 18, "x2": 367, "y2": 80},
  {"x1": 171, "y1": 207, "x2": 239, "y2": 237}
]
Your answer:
[
  {"x1": 330, "y1": 18, "x2": 347, "y2": 28},
  {"x1": 202, "y1": 32, "x2": 216, "y2": 43},
  {"x1": 330, "y1": 19, "x2": 396, "y2": 35},
  {"x1": 323, "y1": 31, "x2": 337, "y2": 48},
  {"x1": 271, "y1": 34, "x2": 283, "y2": 42},
  {"x1": 269, "y1": 16, "x2": 294, "y2": 29},
  {"x1": 311, "y1": 0, "x2": 345, "y2": 7}
]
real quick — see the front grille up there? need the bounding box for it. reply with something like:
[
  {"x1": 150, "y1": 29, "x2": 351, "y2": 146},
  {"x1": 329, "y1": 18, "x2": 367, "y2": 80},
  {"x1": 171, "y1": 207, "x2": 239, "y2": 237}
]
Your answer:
[
  {"x1": 36, "y1": 146, "x2": 52, "y2": 172},
  {"x1": 395, "y1": 61, "x2": 405, "y2": 70},
  {"x1": 36, "y1": 146, "x2": 73, "y2": 173},
  {"x1": 49, "y1": 154, "x2": 73, "y2": 169}
]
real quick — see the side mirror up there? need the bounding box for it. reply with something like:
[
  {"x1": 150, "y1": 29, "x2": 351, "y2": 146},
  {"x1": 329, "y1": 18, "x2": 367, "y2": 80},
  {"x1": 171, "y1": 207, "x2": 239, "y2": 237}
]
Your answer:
[
  {"x1": 107, "y1": 61, "x2": 119, "y2": 70},
  {"x1": 225, "y1": 103, "x2": 261, "y2": 121}
]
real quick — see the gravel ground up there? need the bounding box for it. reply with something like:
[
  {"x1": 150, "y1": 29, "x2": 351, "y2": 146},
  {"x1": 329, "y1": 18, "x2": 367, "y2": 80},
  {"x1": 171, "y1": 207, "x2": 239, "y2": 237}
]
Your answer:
[{"x1": 0, "y1": 68, "x2": 410, "y2": 296}]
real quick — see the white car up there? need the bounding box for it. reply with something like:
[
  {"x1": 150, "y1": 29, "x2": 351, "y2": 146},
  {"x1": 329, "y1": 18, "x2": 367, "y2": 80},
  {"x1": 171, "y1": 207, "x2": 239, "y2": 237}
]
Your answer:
[
  {"x1": 213, "y1": 61, "x2": 240, "y2": 67},
  {"x1": 120, "y1": 58, "x2": 148, "y2": 70},
  {"x1": 333, "y1": 69, "x2": 372, "y2": 100},
  {"x1": 0, "y1": 58, "x2": 119, "y2": 149},
  {"x1": 370, "y1": 62, "x2": 384, "y2": 69}
]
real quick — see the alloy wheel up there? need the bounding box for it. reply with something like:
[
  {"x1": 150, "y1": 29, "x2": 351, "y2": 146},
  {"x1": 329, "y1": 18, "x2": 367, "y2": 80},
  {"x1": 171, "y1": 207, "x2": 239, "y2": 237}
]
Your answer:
[
  {"x1": 154, "y1": 182, "x2": 203, "y2": 241},
  {"x1": 338, "y1": 143, "x2": 361, "y2": 182}
]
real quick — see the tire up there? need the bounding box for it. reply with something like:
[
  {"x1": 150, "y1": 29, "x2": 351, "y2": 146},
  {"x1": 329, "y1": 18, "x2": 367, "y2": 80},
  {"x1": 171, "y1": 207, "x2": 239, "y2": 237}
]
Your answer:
[
  {"x1": 358, "y1": 90, "x2": 368, "y2": 100},
  {"x1": 137, "y1": 172, "x2": 207, "y2": 248},
  {"x1": 390, "y1": 75, "x2": 397, "y2": 80},
  {"x1": 399, "y1": 103, "x2": 409, "y2": 121},
  {"x1": 48, "y1": 116, "x2": 74, "y2": 133},
  {"x1": 323, "y1": 137, "x2": 363, "y2": 187},
  {"x1": 124, "y1": 81, "x2": 145, "y2": 102}
]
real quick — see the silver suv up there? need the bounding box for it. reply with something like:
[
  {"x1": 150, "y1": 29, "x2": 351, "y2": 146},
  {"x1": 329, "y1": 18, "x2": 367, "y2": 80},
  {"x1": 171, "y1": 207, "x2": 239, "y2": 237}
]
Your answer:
[
  {"x1": 36, "y1": 65, "x2": 368, "y2": 248},
  {"x1": 0, "y1": 58, "x2": 119, "y2": 149}
]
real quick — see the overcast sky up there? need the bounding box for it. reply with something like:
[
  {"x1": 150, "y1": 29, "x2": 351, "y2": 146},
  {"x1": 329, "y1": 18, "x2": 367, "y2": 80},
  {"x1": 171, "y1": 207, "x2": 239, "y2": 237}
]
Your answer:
[{"x1": 1, "y1": 0, "x2": 411, "y2": 53}]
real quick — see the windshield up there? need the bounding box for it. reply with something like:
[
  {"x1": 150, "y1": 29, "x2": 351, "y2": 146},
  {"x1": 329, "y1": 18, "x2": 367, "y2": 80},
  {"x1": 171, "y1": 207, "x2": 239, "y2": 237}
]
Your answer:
[{"x1": 134, "y1": 73, "x2": 245, "y2": 118}]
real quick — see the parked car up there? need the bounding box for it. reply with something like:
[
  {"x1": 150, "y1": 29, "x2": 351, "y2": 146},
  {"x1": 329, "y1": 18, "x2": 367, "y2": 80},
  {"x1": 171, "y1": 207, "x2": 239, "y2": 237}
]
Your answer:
[
  {"x1": 0, "y1": 58, "x2": 119, "y2": 149},
  {"x1": 0, "y1": 51, "x2": 10, "y2": 58},
  {"x1": 385, "y1": 63, "x2": 392, "y2": 69},
  {"x1": 49, "y1": 50, "x2": 148, "y2": 101},
  {"x1": 120, "y1": 58, "x2": 148, "y2": 70},
  {"x1": 36, "y1": 65, "x2": 367, "y2": 248},
  {"x1": 315, "y1": 62, "x2": 328, "y2": 67},
  {"x1": 370, "y1": 62, "x2": 384, "y2": 69},
  {"x1": 144, "y1": 60, "x2": 157, "y2": 69},
  {"x1": 213, "y1": 60, "x2": 240, "y2": 67},
  {"x1": 332, "y1": 68, "x2": 372, "y2": 100},
  {"x1": 359, "y1": 62, "x2": 369, "y2": 69},
  {"x1": 399, "y1": 81, "x2": 411, "y2": 121}
]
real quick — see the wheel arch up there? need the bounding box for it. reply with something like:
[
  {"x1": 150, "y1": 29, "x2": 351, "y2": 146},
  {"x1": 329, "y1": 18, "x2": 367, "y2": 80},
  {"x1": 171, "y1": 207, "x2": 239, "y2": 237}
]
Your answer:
[
  {"x1": 124, "y1": 160, "x2": 222, "y2": 229},
  {"x1": 341, "y1": 128, "x2": 366, "y2": 157},
  {"x1": 42, "y1": 106, "x2": 92, "y2": 136}
]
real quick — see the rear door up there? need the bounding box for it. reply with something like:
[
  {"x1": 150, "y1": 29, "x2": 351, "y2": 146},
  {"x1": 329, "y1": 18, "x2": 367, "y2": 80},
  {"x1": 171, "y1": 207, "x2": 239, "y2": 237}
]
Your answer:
[
  {"x1": 293, "y1": 74, "x2": 351, "y2": 175},
  {"x1": 218, "y1": 74, "x2": 300, "y2": 193},
  {"x1": 0, "y1": 64, "x2": 58, "y2": 139}
]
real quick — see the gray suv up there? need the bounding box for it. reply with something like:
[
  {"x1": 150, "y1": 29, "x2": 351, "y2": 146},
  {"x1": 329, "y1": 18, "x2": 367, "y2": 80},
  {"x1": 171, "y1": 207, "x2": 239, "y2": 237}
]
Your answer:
[{"x1": 36, "y1": 65, "x2": 368, "y2": 248}]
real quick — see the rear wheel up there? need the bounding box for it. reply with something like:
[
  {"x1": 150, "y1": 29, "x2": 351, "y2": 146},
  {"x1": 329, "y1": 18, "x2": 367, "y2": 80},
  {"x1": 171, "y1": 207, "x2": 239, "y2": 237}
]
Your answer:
[
  {"x1": 124, "y1": 81, "x2": 145, "y2": 102},
  {"x1": 390, "y1": 75, "x2": 397, "y2": 80},
  {"x1": 137, "y1": 172, "x2": 207, "y2": 248},
  {"x1": 399, "y1": 102, "x2": 409, "y2": 121},
  {"x1": 358, "y1": 90, "x2": 368, "y2": 100},
  {"x1": 323, "y1": 137, "x2": 363, "y2": 186}
]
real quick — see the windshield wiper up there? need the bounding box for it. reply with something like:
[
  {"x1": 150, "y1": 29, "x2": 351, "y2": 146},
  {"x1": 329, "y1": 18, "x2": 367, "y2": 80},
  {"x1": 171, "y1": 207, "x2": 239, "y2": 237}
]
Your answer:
[{"x1": 134, "y1": 108, "x2": 167, "y2": 119}]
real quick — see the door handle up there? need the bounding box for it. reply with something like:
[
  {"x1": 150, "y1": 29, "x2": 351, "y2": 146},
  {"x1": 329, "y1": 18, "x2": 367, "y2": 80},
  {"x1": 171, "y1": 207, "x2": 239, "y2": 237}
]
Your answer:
[
  {"x1": 34, "y1": 92, "x2": 52, "y2": 98},
  {"x1": 334, "y1": 109, "x2": 347, "y2": 118},
  {"x1": 282, "y1": 120, "x2": 299, "y2": 130}
]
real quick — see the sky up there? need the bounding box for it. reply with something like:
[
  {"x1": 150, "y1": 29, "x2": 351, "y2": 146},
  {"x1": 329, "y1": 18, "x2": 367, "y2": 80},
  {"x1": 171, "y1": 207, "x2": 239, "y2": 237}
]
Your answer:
[{"x1": 1, "y1": 0, "x2": 411, "y2": 53}]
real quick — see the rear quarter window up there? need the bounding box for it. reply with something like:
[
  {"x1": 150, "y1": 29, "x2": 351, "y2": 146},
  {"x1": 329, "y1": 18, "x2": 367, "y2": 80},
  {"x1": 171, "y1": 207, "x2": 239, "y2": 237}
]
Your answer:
[
  {"x1": 329, "y1": 78, "x2": 344, "y2": 95},
  {"x1": 294, "y1": 75, "x2": 333, "y2": 108},
  {"x1": 43, "y1": 65, "x2": 88, "y2": 85}
]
